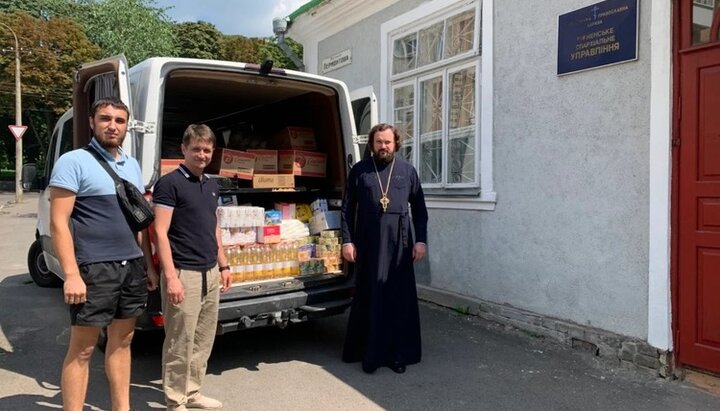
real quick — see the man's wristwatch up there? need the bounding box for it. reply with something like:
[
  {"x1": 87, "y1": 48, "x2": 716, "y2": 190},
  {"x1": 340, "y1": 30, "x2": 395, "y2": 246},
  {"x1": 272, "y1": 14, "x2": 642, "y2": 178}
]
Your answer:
[{"x1": 219, "y1": 265, "x2": 231, "y2": 272}]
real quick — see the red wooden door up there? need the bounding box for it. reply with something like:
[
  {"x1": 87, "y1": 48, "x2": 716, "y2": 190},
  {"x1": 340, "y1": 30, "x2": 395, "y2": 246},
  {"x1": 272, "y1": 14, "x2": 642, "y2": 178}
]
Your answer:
[{"x1": 677, "y1": 1, "x2": 720, "y2": 373}]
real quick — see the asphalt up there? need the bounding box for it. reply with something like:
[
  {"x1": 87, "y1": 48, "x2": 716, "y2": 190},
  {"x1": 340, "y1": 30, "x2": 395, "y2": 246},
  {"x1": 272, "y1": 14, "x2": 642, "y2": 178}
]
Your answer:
[{"x1": 1, "y1": 191, "x2": 719, "y2": 411}]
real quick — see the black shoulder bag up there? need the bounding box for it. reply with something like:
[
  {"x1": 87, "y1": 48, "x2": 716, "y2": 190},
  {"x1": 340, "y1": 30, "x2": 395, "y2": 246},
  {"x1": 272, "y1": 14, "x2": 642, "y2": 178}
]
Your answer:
[{"x1": 85, "y1": 145, "x2": 155, "y2": 232}]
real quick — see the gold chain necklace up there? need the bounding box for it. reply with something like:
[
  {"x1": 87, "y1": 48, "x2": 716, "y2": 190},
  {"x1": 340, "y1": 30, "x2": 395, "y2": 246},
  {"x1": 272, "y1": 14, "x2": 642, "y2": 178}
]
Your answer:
[{"x1": 372, "y1": 157, "x2": 395, "y2": 212}]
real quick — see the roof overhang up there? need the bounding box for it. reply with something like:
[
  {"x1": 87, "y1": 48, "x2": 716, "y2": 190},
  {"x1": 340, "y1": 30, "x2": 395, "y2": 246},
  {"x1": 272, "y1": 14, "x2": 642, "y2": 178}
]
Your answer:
[{"x1": 287, "y1": 0, "x2": 400, "y2": 44}]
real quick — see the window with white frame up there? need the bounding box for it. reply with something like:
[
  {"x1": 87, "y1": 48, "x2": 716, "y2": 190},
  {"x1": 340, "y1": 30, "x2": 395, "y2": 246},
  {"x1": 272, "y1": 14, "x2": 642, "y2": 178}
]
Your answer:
[{"x1": 383, "y1": 0, "x2": 493, "y2": 204}]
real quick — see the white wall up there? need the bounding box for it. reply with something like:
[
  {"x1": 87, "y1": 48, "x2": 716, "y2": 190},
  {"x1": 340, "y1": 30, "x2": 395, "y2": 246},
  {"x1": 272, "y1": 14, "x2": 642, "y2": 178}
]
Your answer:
[{"x1": 310, "y1": 0, "x2": 657, "y2": 339}]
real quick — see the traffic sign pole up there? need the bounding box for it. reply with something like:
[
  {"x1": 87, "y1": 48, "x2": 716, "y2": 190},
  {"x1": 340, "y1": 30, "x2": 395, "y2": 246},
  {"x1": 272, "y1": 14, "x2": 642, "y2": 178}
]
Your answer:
[
  {"x1": 14, "y1": 42, "x2": 22, "y2": 203},
  {"x1": 1, "y1": 22, "x2": 22, "y2": 203}
]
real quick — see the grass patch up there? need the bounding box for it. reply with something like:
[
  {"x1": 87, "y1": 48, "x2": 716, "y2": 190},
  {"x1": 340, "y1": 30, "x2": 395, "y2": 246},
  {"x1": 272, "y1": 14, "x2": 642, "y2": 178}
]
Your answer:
[
  {"x1": 453, "y1": 305, "x2": 472, "y2": 315},
  {"x1": 0, "y1": 169, "x2": 15, "y2": 180},
  {"x1": 522, "y1": 329, "x2": 545, "y2": 339}
]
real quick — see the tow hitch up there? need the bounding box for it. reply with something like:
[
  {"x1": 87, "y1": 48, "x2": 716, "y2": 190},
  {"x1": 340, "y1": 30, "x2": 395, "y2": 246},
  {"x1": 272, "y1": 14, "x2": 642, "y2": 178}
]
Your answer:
[{"x1": 273, "y1": 310, "x2": 292, "y2": 329}]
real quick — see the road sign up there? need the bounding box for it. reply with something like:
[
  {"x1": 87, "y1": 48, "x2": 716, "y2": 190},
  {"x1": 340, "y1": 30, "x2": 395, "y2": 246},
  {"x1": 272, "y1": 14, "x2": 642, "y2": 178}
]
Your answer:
[{"x1": 8, "y1": 125, "x2": 27, "y2": 141}]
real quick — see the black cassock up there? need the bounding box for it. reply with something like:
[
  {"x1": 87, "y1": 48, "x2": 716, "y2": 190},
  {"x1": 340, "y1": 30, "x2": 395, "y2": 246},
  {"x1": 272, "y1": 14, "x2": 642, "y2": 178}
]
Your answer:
[{"x1": 341, "y1": 156, "x2": 428, "y2": 371}]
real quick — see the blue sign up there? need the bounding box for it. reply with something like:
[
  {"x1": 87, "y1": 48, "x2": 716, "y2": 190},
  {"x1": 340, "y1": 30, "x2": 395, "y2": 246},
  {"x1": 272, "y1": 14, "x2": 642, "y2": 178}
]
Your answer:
[{"x1": 557, "y1": 0, "x2": 638, "y2": 75}]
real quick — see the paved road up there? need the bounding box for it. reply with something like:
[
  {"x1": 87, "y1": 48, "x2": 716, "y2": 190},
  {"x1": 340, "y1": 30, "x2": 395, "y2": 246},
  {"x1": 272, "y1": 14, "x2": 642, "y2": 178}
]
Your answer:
[{"x1": 1, "y1": 192, "x2": 719, "y2": 411}]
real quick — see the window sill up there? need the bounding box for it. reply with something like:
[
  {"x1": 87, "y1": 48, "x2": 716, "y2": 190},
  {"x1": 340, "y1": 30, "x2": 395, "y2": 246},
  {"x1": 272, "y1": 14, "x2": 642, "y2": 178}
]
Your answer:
[{"x1": 425, "y1": 191, "x2": 496, "y2": 210}]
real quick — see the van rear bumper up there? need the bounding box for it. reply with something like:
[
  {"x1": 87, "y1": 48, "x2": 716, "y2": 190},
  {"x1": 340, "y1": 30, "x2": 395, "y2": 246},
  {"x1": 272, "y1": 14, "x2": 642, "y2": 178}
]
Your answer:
[
  {"x1": 215, "y1": 281, "x2": 354, "y2": 334},
  {"x1": 135, "y1": 279, "x2": 354, "y2": 334}
]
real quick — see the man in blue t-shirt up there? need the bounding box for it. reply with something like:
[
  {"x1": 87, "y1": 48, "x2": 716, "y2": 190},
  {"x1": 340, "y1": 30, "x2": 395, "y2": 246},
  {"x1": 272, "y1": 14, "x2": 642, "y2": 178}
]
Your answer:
[
  {"x1": 50, "y1": 97, "x2": 158, "y2": 411},
  {"x1": 153, "y1": 124, "x2": 231, "y2": 411}
]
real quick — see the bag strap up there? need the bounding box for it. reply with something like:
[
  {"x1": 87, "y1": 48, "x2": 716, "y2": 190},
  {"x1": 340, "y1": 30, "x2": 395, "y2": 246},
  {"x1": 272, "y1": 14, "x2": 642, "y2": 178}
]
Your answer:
[{"x1": 84, "y1": 145, "x2": 123, "y2": 185}]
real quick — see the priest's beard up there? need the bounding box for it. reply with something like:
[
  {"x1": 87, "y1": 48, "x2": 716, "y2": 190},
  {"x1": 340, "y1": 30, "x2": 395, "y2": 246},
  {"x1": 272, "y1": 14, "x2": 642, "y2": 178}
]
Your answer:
[{"x1": 373, "y1": 149, "x2": 395, "y2": 163}]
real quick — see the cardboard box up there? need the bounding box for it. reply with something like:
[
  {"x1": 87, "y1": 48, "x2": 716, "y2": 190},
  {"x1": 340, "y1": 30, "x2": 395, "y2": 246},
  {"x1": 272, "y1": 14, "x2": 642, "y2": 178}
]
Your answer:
[
  {"x1": 160, "y1": 159, "x2": 183, "y2": 176},
  {"x1": 219, "y1": 195, "x2": 238, "y2": 206},
  {"x1": 264, "y1": 210, "x2": 282, "y2": 225},
  {"x1": 274, "y1": 202, "x2": 297, "y2": 220},
  {"x1": 308, "y1": 210, "x2": 341, "y2": 235},
  {"x1": 206, "y1": 149, "x2": 256, "y2": 180},
  {"x1": 252, "y1": 174, "x2": 295, "y2": 189},
  {"x1": 273, "y1": 127, "x2": 317, "y2": 151},
  {"x1": 318, "y1": 236, "x2": 340, "y2": 246},
  {"x1": 257, "y1": 225, "x2": 281, "y2": 244},
  {"x1": 320, "y1": 229, "x2": 341, "y2": 238},
  {"x1": 247, "y1": 149, "x2": 278, "y2": 174},
  {"x1": 278, "y1": 150, "x2": 327, "y2": 177},
  {"x1": 299, "y1": 258, "x2": 326, "y2": 276}
]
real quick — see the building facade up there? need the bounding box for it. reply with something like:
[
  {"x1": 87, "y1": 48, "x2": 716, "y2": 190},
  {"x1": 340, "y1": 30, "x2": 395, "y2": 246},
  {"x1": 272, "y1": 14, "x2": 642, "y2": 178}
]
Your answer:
[{"x1": 285, "y1": 0, "x2": 720, "y2": 376}]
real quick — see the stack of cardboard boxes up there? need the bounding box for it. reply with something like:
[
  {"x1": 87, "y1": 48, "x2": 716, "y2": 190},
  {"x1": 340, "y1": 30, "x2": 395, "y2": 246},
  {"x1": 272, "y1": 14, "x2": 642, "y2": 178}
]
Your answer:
[
  {"x1": 160, "y1": 126, "x2": 327, "y2": 188},
  {"x1": 163, "y1": 126, "x2": 341, "y2": 285}
]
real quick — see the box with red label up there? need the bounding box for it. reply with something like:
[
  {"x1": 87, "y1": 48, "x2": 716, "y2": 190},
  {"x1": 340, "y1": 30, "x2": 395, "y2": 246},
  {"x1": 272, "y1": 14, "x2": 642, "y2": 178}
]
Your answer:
[
  {"x1": 160, "y1": 159, "x2": 183, "y2": 176},
  {"x1": 206, "y1": 149, "x2": 256, "y2": 180},
  {"x1": 272, "y1": 127, "x2": 317, "y2": 151},
  {"x1": 247, "y1": 149, "x2": 278, "y2": 174},
  {"x1": 252, "y1": 174, "x2": 295, "y2": 189},
  {"x1": 257, "y1": 225, "x2": 281, "y2": 244},
  {"x1": 278, "y1": 150, "x2": 327, "y2": 178}
]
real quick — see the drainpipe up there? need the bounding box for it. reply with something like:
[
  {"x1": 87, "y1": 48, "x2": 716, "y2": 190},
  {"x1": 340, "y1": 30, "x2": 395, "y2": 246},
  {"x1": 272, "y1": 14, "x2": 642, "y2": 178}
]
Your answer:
[{"x1": 273, "y1": 17, "x2": 305, "y2": 72}]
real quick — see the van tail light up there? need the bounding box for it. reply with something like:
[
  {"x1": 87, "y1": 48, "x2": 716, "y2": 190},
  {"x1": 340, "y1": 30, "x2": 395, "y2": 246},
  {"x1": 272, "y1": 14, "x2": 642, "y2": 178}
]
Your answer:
[{"x1": 151, "y1": 314, "x2": 165, "y2": 328}]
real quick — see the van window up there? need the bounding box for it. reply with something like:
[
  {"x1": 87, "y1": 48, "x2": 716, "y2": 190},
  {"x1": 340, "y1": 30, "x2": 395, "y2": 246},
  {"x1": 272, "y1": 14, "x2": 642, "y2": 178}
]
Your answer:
[
  {"x1": 44, "y1": 128, "x2": 59, "y2": 182},
  {"x1": 60, "y1": 118, "x2": 74, "y2": 154},
  {"x1": 44, "y1": 117, "x2": 74, "y2": 180},
  {"x1": 352, "y1": 97, "x2": 372, "y2": 159}
]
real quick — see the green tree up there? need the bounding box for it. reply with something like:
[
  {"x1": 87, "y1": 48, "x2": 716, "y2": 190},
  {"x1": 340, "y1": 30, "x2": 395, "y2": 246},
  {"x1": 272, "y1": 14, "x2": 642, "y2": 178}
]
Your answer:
[
  {"x1": 0, "y1": 0, "x2": 79, "y2": 20},
  {"x1": 0, "y1": 11, "x2": 100, "y2": 167},
  {"x1": 258, "y1": 36, "x2": 303, "y2": 70},
  {"x1": 220, "y1": 34, "x2": 304, "y2": 69},
  {"x1": 0, "y1": 0, "x2": 47, "y2": 16},
  {"x1": 174, "y1": 21, "x2": 222, "y2": 60},
  {"x1": 72, "y1": 0, "x2": 177, "y2": 65},
  {"x1": 221, "y1": 35, "x2": 264, "y2": 63},
  {"x1": 0, "y1": 134, "x2": 9, "y2": 170},
  {"x1": 4, "y1": 0, "x2": 178, "y2": 65}
]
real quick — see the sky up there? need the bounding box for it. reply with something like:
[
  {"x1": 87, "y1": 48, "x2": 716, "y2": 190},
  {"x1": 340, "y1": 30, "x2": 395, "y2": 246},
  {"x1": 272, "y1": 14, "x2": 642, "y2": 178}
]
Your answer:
[{"x1": 154, "y1": 0, "x2": 310, "y2": 38}]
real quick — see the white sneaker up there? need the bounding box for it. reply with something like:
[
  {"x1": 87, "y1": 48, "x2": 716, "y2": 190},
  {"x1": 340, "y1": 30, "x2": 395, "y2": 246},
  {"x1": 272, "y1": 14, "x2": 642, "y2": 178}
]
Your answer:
[{"x1": 186, "y1": 394, "x2": 223, "y2": 409}]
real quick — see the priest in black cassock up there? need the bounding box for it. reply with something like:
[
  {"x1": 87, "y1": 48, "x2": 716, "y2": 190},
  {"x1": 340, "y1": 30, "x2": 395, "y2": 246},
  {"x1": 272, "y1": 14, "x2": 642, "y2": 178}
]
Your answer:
[{"x1": 341, "y1": 123, "x2": 428, "y2": 374}]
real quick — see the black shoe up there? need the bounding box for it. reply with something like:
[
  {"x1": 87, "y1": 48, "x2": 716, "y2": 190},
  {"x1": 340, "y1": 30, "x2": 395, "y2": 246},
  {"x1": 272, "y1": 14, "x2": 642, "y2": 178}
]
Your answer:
[
  {"x1": 362, "y1": 363, "x2": 377, "y2": 374},
  {"x1": 390, "y1": 362, "x2": 406, "y2": 374}
]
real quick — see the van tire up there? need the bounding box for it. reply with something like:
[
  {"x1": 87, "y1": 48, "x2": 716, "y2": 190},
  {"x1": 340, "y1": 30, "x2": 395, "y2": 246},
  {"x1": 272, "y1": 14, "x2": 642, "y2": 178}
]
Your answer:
[{"x1": 28, "y1": 240, "x2": 62, "y2": 288}]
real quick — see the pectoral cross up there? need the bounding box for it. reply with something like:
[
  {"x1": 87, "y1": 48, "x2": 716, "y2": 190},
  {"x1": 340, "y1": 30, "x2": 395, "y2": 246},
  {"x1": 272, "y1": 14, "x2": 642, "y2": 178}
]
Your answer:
[{"x1": 380, "y1": 195, "x2": 390, "y2": 212}]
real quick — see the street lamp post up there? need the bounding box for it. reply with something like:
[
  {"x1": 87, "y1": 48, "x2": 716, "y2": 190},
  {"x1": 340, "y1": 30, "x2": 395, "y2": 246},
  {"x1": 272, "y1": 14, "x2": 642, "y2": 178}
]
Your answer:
[{"x1": 0, "y1": 22, "x2": 22, "y2": 203}]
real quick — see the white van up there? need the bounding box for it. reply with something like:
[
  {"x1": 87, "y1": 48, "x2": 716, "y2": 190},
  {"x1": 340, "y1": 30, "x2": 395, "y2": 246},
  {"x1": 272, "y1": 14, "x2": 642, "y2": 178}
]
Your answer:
[{"x1": 28, "y1": 55, "x2": 376, "y2": 334}]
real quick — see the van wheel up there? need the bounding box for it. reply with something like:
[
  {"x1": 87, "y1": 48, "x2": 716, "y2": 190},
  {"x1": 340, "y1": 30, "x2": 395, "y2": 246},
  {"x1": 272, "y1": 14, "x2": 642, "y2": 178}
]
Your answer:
[{"x1": 27, "y1": 240, "x2": 62, "y2": 288}]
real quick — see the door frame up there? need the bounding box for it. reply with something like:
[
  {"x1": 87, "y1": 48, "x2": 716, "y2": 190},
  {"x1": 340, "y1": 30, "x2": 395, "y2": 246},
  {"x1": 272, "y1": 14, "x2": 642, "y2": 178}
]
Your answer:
[
  {"x1": 647, "y1": 0, "x2": 674, "y2": 352},
  {"x1": 670, "y1": 0, "x2": 682, "y2": 361},
  {"x1": 671, "y1": 0, "x2": 720, "y2": 370},
  {"x1": 72, "y1": 55, "x2": 134, "y2": 150}
]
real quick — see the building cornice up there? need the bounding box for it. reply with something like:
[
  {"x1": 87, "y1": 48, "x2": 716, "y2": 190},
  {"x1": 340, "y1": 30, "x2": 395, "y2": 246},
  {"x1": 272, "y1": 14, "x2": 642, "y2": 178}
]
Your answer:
[{"x1": 288, "y1": 0, "x2": 400, "y2": 44}]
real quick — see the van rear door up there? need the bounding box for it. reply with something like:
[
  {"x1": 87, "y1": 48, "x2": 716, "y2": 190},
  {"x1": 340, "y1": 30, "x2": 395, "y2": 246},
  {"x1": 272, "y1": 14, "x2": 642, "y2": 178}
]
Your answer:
[
  {"x1": 72, "y1": 55, "x2": 134, "y2": 151},
  {"x1": 350, "y1": 86, "x2": 378, "y2": 162}
]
